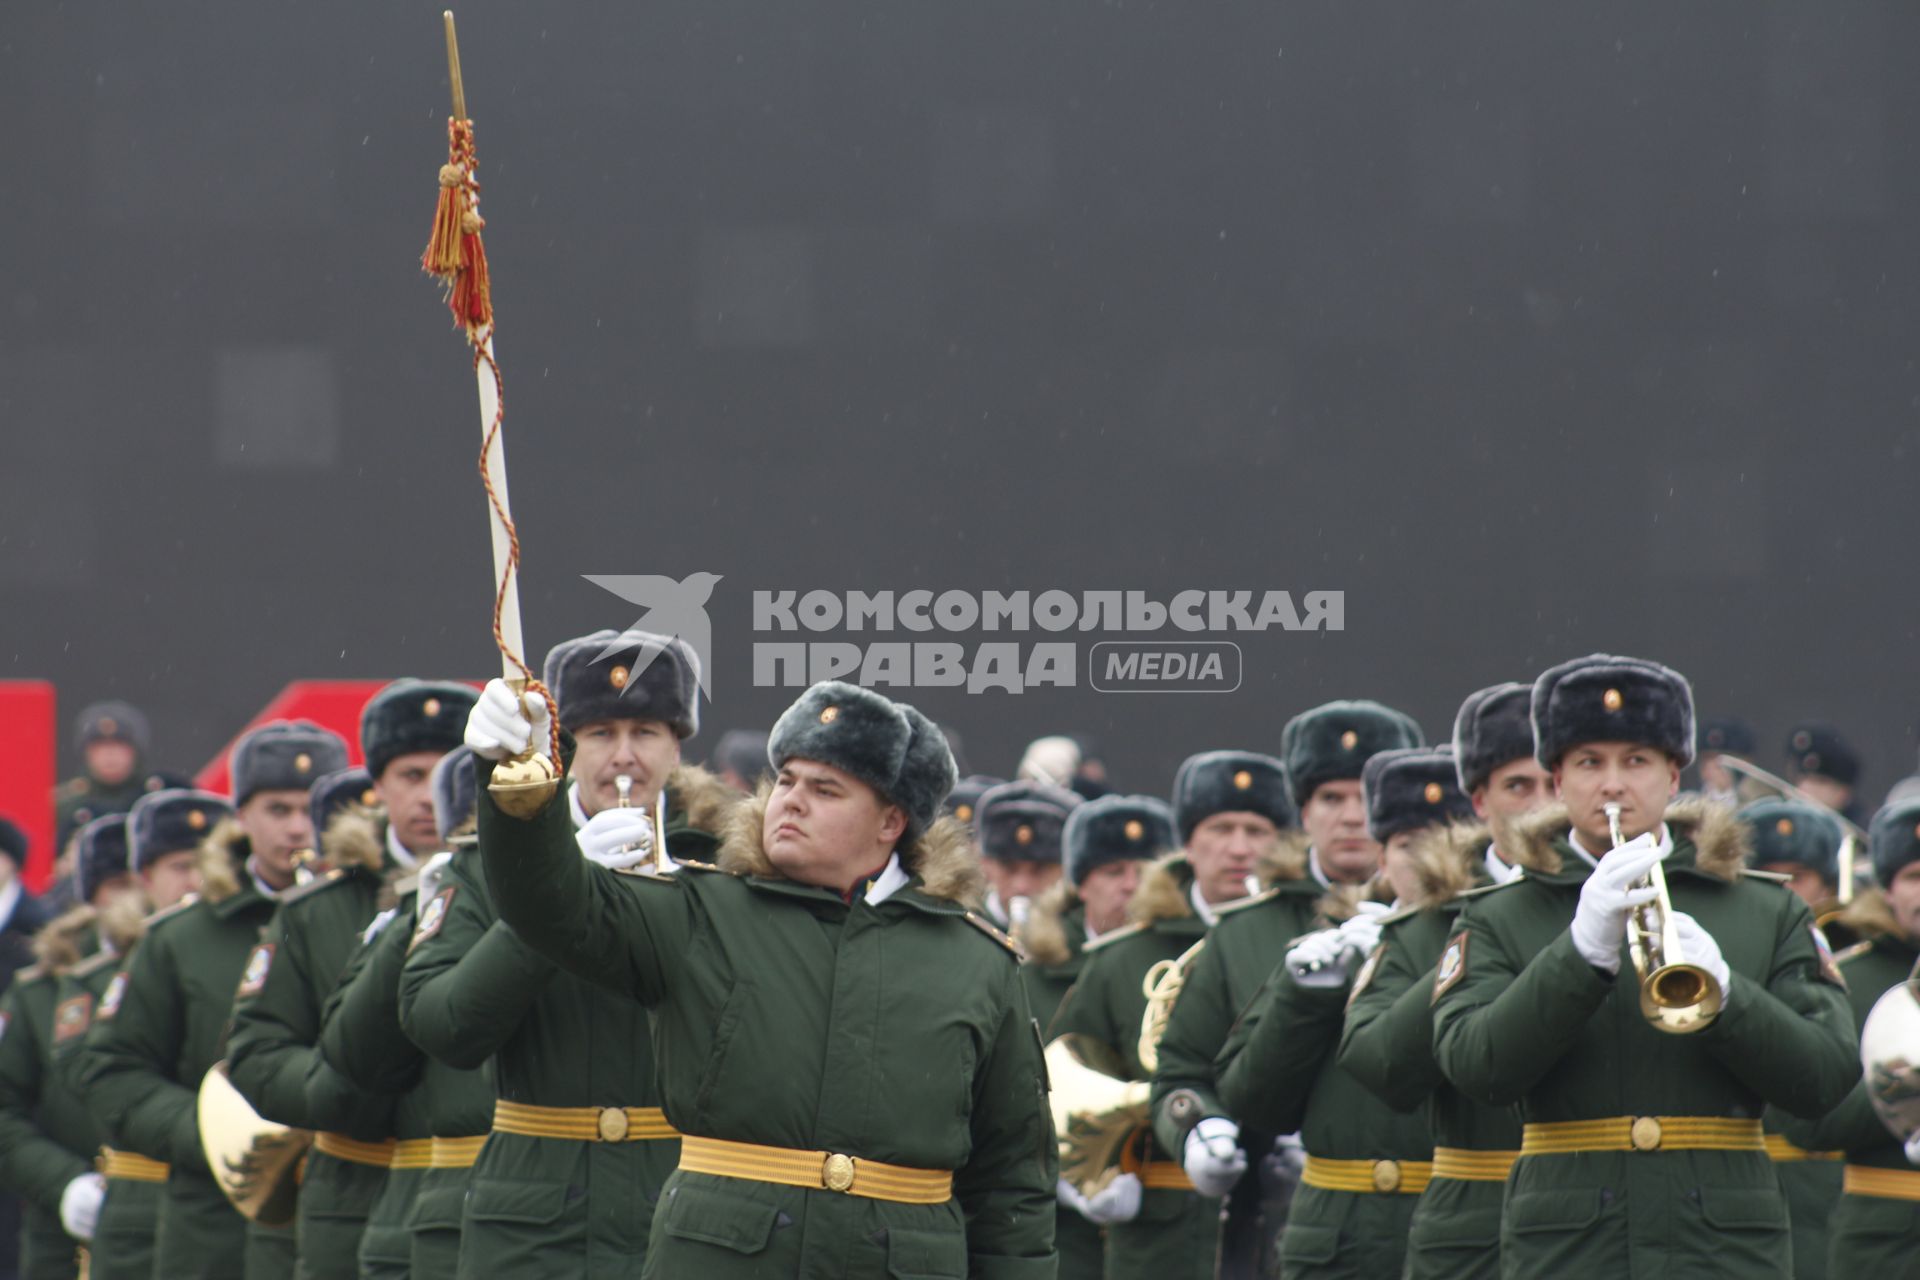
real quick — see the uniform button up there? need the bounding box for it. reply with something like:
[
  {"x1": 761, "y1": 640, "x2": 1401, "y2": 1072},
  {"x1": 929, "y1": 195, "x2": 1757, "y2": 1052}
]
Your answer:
[
  {"x1": 1372, "y1": 1160, "x2": 1402, "y2": 1193},
  {"x1": 1630, "y1": 1117, "x2": 1662, "y2": 1152},
  {"x1": 822, "y1": 1153, "x2": 856, "y2": 1193},
  {"x1": 597, "y1": 1108, "x2": 630, "y2": 1142}
]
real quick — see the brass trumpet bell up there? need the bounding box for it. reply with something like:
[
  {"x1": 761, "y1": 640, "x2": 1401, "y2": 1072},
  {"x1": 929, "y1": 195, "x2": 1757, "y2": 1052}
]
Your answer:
[
  {"x1": 198, "y1": 1061, "x2": 310, "y2": 1226},
  {"x1": 1045, "y1": 1035, "x2": 1151, "y2": 1198}
]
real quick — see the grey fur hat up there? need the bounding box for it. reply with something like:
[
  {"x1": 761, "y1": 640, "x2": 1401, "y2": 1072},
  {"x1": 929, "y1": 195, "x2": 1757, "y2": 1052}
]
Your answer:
[
  {"x1": 77, "y1": 700, "x2": 150, "y2": 756},
  {"x1": 128, "y1": 789, "x2": 232, "y2": 872},
  {"x1": 1280, "y1": 702, "x2": 1425, "y2": 806},
  {"x1": 360, "y1": 680, "x2": 478, "y2": 780},
  {"x1": 1172, "y1": 750, "x2": 1294, "y2": 841},
  {"x1": 76, "y1": 815, "x2": 131, "y2": 904},
  {"x1": 309, "y1": 767, "x2": 377, "y2": 842},
  {"x1": 946, "y1": 776, "x2": 1005, "y2": 827},
  {"x1": 230, "y1": 720, "x2": 351, "y2": 807},
  {"x1": 1452, "y1": 683, "x2": 1535, "y2": 794},
  {"x1": 1531, "y1": 654, "x2": 1695, "y2": 769},
  {"x1": 1065, "y1": 795, "x2": 1176, "y2": 886},
  {"x1": 1363, "y1": 747, "x2": 1474, "y2": 842},
  {"x1": 431, "y1": 746, "x2": 479, "y2": 841},
  {"x1": 766, "y1": 681, "x2": 958, "y2": 840},
  {"x1": 975, "y1": 781, "x2": 1081, "y2": 865},
  {"x1": 544, "y1": 629, "x2": 702, "y2": 739},
  {"x1": 1869, "y1": 798, "x2": 1920, "y2": 889},
  {"x1": 1739, "y1": 798, "x2": 1843, "y2": 885}
]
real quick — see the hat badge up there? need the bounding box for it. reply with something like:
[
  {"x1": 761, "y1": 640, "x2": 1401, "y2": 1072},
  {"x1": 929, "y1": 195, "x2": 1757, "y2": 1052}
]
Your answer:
[
  {"x1": 1776, "y1": 817, "x2": 1794, "y2": 837},
  {"x1": 1232, "y1": 769, "x2": 1254, "y2": 791},
  {"x1": 1339, "y1": 730, "x2": 1359, "y2": 751},
  {"x1": 423, "y1": 697, "x2": 442, "y2": 717},
  {"x1": 100, "y1": 716, "x2": 119, "y2": 735},
  {"x1": 187, "y1": 810, "x2": 208, "y2": 830},
  {"x1": 361, "y1": 788, "x2": 378, "y2": 807},
  {"x1": 1124, "y1": 819, "x2": 1144, "y2": 841},
  {"x1": 1424, "y1": 782, "x2": 1444, "y2": 804},
  {"x1": 1015, "y1": 824, "x2": 1034, "y2": 846},
  {"x1": 294, "y1": 753, "x2": 312, "y2": 774},
  {"x1": 1804, "y1": 753, "x2": 1822, "y2": 772},
  {"x1": 609, "y1": 666, "x2": 630, "y2": 690},
  {"x1": 955, "y1": 804, "x2": 973, "y2": 823},
  {"x1": 1602, "y1": 688, "x2": 1623, "y2": 713},
  {"x1": 819, "y1": 705, "x2": 839, "y2": 724},
  {"x1": 1792, "y1": 730, "x2": 1812, "y2": 751}
]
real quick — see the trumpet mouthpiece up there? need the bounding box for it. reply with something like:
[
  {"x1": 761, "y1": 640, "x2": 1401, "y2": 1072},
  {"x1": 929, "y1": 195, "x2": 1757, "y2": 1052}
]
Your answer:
[{"x1": 615, "y1": 775, "x2": 634, "y2": 806}]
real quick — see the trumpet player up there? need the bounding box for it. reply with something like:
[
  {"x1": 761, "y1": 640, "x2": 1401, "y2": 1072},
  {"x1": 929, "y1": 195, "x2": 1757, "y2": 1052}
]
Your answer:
[
  {"x1": 1777, "y1": 795, "x2": 1920, "y2": 1276},
  {"x1": 977, "y1": 780, "x2": 1077, "y2": 934},
  {"x1": 1431, "y1": 654, "x2": 1858, "y2": 1279}
]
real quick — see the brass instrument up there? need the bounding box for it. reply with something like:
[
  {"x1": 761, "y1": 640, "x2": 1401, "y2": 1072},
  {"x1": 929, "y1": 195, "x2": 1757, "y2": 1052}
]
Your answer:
[
  {"x1": 1610, "y1": 802, "x2": 1722, "y2": 1034},
  {"x1": 1138, "y1": 939, "x2": 1207, "y2": 1074},
  {"x1": 1045, "y1": 1035, "x2": 1151, "y2": 1197},
  {"x1": 1717, "y1": 754, "x2": 1869, "y2": 906},
  {"x1": 198, "y1": 1061, "x2": 309, "y2": 1226},
  {"x1": 1860, "y1": 957, "x2": 1920, "y2": 1144},
  {"x1": 611, "y1": 774, "x2": 668, "y2": 874}
]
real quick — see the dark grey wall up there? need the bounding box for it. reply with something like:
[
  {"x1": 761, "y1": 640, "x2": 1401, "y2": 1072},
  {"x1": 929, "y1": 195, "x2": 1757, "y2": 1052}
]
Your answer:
[{"x1": 4, "y1": 2, "x2": 1917, "y2": 798}]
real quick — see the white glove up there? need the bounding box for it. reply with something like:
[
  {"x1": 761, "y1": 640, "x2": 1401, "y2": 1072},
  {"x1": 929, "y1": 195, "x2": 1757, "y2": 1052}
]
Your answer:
[
  {"x1": 417, "y1": 851, "x2": 455, "y2": 912},
  {"x1": 59, "y1": 1172, "x2": 105, "y2": 1242},
  {"x1": 576, "y1": 808, "x2": 656, "y2": 871},
  {"x1": 1905, "y1": 1130, "x2": 1920, "y2": 1166},
  {"x1": 464, "y1": 678, "x2": 552, "y2": 763},
  {"x1": 1668, "y1": 912, "x2": 1732, "y2": 1009},
  {"x1": 361, "y1": 907, "x2": 399, "y2": 945},
  {"x1": 1337, "y1": 901, "x2": 1392, "y2": 957},
  {"x1": 1081, "y1": 1172, "x2": 1142, "y2": 1224},
  {"x1": 1271, "y1": 1132, "x2": 1307, "y2": 1180},
  {"x1": 1570, "y1": 832, "x2": 1664, "y2": 972},
  {"x1": 1286, "y1": 927, "x2": 1351, "y2": 988},
  {"x1": 1182, "y1": 1116, "x2": 1246, "y2": 1197}
]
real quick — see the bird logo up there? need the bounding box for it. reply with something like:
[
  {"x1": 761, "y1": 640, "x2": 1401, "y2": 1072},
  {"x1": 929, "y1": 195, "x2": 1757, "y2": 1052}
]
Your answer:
[{"x1": 583, "y1": 572, "x2": 724, "y2": 700}]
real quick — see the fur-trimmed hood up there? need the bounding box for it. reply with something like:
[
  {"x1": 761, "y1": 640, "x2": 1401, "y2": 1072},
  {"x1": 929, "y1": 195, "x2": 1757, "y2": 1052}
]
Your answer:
[
  {"x1": 1128, "y1": 854, "x2": 1198, "y2": 929},
  {"x1": 1499, "y1": 798, "x2": 1747, "y2": 881},
  {"x1": 196, "y1": 817, "x2": 253, "y2": 905},
  {"x1": 320, "y1": 804, "x2": 388, "y2": 876},
  {"x1": 97, "y1": 890, "x2": 148, "y2": 953},
  {"x1": 1255, "y1": 829, "x2": 1311, "y2": 888},
  {"x1": 666, "y1": 764, "x2": 736, "y2": 842},
  {"x1": 718, "y1": 783, "x2": 983, "y2": 909},
  {"x1": 31, "y1": 904, "x2": 97, "y2": 973},
  {"x1": 1400, "y1": 821, "x2": 1490, "y2": 909},
  {"x1": 1316, "y1": 877, "x2": 1396, "y2": 925},
  {"x1": 1021, "y1": 880, "x2": 1080, "y2": 967},
  {"x1": 1831, "y1": 888, "x2": 1901, "y2": 943}
]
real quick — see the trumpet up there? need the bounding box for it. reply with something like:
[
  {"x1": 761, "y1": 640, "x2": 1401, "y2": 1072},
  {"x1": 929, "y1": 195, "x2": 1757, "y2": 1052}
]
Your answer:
[
  {"x1": 1610, "y1": 802, "x2": 1722, "y2": 1034},
  {"x1": 612, "y1": 775, "x2": 670, "y2": 873}
]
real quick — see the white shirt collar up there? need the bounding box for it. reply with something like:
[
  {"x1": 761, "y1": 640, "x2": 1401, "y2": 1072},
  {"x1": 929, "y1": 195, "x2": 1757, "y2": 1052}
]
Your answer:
[
  {"x1": 1081, "y1": 914, "x2": 1104, "y2": 944},
  {"x1": 1566, "y1": 822, "x2": 1673, "y2": 869},
  {"x1": 1189, "y1": 881, "x2": 1221, "y2": 926},
  {"x1": 1484, "y1": 844, "x2": 1523, "y2": 885},
  {"x1": 385, "y1": 824, "x2": 419, "y2": 872},
  {"x1": 244, "y1": 857, "x2": 281, "y2": 900},
  {"x1": 0, "y1": 879, "x2": 20, "y2": 931},
  {"x1": 863, "y1": 854, "x2": 909, "y2": 905},
  {"x1": 1306, "y1": 848, "x2": 1334, "y2": 890}
]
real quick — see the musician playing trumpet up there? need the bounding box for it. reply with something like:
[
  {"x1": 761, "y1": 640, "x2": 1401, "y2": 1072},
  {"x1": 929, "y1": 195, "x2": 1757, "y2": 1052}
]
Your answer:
[{"x1": 1431, "y1": 654, "x2": 1858, "y2": 1280}]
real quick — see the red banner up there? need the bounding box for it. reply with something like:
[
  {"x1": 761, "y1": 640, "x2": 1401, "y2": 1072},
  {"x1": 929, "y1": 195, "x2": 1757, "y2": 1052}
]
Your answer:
[
  {"x1": 192, "y1": 679, "x2": 483, "y2": 794},
  {"x1": 0, "y1": 682, "x2": 58, "y2": 893}
]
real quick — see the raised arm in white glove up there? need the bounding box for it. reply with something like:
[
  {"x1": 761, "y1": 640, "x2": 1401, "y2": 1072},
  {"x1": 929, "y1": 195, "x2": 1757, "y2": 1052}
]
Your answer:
[
  {"x1": 576, "y1": 809, "x2": 656, "y2": 872},
  {"x1": 1182, "y1": 1116, "x2": 1247, "y2": 1196},
  {"x1": 60, "y1": 1172, "x2": 105, "y2": 1242},
  {"x1": 464, "y1": 678, "x2": 552, "y2": 763},
  {"x1": 1667, "y1": 911, "x2": 1732, "y2": 1010},
  {"x1": 1570, "y1": 832, "x2": 1664, "y2": 972}
]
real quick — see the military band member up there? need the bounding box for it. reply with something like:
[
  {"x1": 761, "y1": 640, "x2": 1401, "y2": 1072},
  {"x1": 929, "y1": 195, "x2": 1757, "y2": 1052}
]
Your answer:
[
  {"x1": 0, "y1": 814, "x2": 141, "y2": 1279},
  {"x1": 1149, "y1": 704, "x2": 1418, "y2": 1275},
  {"x1": 1216, "y1": 746, "x2": 1471, "y2": 1278},
  {"x1": 226, "y1": 681, "x2": 474, "y2": 1280},
  {"x1": 52, "y1": 702, "x2": 155, "y2": 850},
  {"x1": 399, "y1": 632, "x2": 727, "y2": 1278},
  {"x1": 979, "y1": 780, "x2": 1078, "y2": 932},
  {"x1": 1778, "y1": 796, "x2": 1920, "y2": 1277},
  {"x1": 1784, "y1": 723, "x2": 1864, "y2": 826},
  {"x1": 1333, "y1": 686, "x2": 1547, "y2": 1280},
  {"x1": 1431, "y1": 654, "x2": 1859, "y2": 1279},
  {"x1": 464, "y1": 676, "x2": 1057, "y2": 1277}
]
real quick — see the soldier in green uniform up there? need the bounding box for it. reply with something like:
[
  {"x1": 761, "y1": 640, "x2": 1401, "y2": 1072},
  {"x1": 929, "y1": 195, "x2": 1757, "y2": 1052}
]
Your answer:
[
  {"x1": 226, "y1": 681, "x2": 475, "y2": 1280},
  {"x1": 86, "y1": 727, "x2": 348, "y2": 1280},
  {"x1": 1149, "y1": 702, "x2": 1420, "y2": 1276},
  {"x1": 1736, "y1": 797, "x2": 1850, "y2": 1278},
  {"x1": 1778, "y1": 796, "x2": 1920, "y2": 1278},
  {"x1": 0, "y1": 814, "x2": 142, "y2": 1279},
  {"x1": 399, "y1": 632, "x2": 729, "y2": 1278},
  {"x1": 1053, "y1": 762, "x2": 1283, "y2": 1280},
  {"x1": 1431, "y1": 654, "x2": 1860, "y2": 1279},
  {"x1": 462, "y1": 675, "x2": 1057, "y2": 1277},
  {"x1": 1217, "y1": 746, "x2": 1472, "y2": 1278},
  {"x1": 1335, "y1": 685, "x2": 1549, "y2": 1280},
  {"x1": 979, "y1": 780, "x2": 1077, "y2": 933},
  {"x1": 51, "y1": 703, "x2": 154, "y2": 851}
]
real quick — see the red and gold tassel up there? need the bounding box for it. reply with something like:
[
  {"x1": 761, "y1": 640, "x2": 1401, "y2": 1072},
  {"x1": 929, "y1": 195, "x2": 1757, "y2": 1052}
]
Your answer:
[{"x1": 421, "y1": 117, "x2": 492, "y2": 337}]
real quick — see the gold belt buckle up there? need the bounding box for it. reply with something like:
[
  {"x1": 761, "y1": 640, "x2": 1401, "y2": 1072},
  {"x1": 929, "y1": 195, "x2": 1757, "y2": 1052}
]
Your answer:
[
  {"x1": 1372, "y1": 1159, "x2": 1402, "y2": 1193},
  {"x1": 598, "y1": 1108, "x2": 630, "y2": 1142},
  {"x1": 1629, "y1": 1117, "x2": 1662, "y2": 1152},
  {"x1": 822, "y1": 1152, "x2": 857, "y2": 1193}
]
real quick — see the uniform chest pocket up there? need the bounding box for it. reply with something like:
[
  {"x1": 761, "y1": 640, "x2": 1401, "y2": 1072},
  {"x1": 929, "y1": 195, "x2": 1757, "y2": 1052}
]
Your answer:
[
  {"x1": 887, "y1": 1226, "x2": 967, "y2": 1279},
  {"x1": 660, "y1": 1182, "x2": 781, "y2": 1254},
  {"x1": 1506, "y1": 1187, "x2": 1605, "y2": 1234},
  {"x1": 464, "y1": 1178, "x2": 571, "y2": 1226},
  {"x1": 1698, "y1": 1186, "x2": 1787, "y2": 1232}
]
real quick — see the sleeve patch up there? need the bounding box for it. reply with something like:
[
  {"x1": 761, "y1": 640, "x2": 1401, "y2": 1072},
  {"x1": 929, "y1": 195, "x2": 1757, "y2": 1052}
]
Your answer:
[
  {"x1": 98, "y1": 972, "x2": 130, "y2": 1020},
  {"x1": 1810, "y1": 925, "x2": 1847, "y2": 991},
  {"x1": 53, "y1": 995, "x2": 92, "y2": 1043},
  {"x1": 236, "y1": 943, "x2": 274, "y2": 999},
  {"x1": 1431, "y1": 931, "x2": 1470, "y2": 1004},
  {"x1": 410, "y1": 886, "x2": 456, "y2": 952}
]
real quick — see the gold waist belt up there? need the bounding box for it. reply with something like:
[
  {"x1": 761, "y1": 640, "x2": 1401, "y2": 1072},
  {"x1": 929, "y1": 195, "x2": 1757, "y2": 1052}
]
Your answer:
[
  {"x1": 1520, "y1": 1117, "x2": 1764, "y2": 1156},
  {"x1": 99, "y1": 1148, "x2": 169, "y2": 1183},
  {"x1": 1430, "y1": 1147, "x2": 1519, "y2": 1182},
  {"x1": 430, "y1": 1136, "x2": 487, "y2": 1169},
  {"x1": 1300, "y1": 1155, "x2": 1432, "y2": 1195},
  {"x1": 389, "y1": 1138, "x2": 435, "y2": 1170},
  {"x1": 312, "y1": 1133, "x2": 399, "y2": 1168},
  {"x1": 1764, "y1": 1134, "x2": 1843, "y2": 1163},
  {"x1": 492, "y1": 1100, "x2": 676, "y2": 1143},
  {"x1": 1843, "y1": 1165, "x2": 1920, "y2": 1202},
  {"x1": 678, "y1": 1134, "x2": 953, "y2": 1205}
]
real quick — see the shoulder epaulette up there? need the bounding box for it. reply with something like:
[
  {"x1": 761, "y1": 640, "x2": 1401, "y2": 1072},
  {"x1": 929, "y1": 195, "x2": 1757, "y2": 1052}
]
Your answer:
[
  {"x1": 1456, "y1": 879, "x2": 1521, "y2": 900},
  {"x1": 1081, "y1": 920, "x2": 1148, "y2": 953},
  {"x1": 674, "y1": 858, "x2": 735, "y2": 875},
  {"x1": 1215, "y1": 886, "x2": 1281, "y2": 918},
  {"x1": 68, "y1": 950, "x2": 121, "y2": 980},
  {"x1": 1834, "y1": 940, "x2": 1876, "y2": 965},
  {"x1": 1741, "y1": 868, "x2": 1793, "y2": 885},
  {"x1": 962, "y1": 911, "x2": 1024, "y2": 959},
  {"x1": 143, "y1": 896, "x2": 199, "y2": 930},
  {"x1": 10, "y1": 962, "x2": 48, "y2": 985},
  {"x1": 279, "y1": 868, "x2": 349, "y2": 905}
]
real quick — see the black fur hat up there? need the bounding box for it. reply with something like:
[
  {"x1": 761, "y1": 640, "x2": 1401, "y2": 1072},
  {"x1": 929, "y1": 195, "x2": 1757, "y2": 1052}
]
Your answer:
[
  {"x1": 0, "y1": 817, "x2": 24, "y2": 869},
  {"x1": 709, "y1": 729, "x2": 770, "y2": 788},
  {"x1": 431, "y1": 746, "x2": 479, "y2": 842},
  {"x1": 1279, "y1": 702, "x2": 1425, "y2": 806},
  {"x1": 976, "y1": 781, "x2": 1081, "y2": 865},
  {"x1": 360, "y1": 680, "x2": 478, "y2": 780},
  {"x1": 946, "y1": 776, "x2": 1005, "y2": 828},
  {"x1": 1698, "y1": 717, "x2": 1756, "y2": 757},
  {"x1": 1739, "y1": 798, "x2": 1842, "y2": 884},
  {"x1": 1531, "y1": 654, "x2": 1695, "y2": 769},
  {"x1": 1452, "y1": 684, "x2": 1535, "y2": 794},
  {"x1": 1065, "y1": 795, "x2": 1176, "y2": 886},
  {"x1": 1364, "y1": 747, "x2": 1474, "y2": 842},
  {"x1": 1173, "y1": 750, "x2": 1294, "y2": 841},
  {"x1": 128, "y1": 789, "x2": 232, "y2": 873},
  {"x1": 1869, "y1": 798, "x2": 1920, "y2": 889},
  {"x1": 76, "y1": 814, "x2": 132, "y2": 904},
  {"x1": 1785, "y1": 723, "x2": 1861, "y2": 787},
  {"x1": 230, "y1": 720, "x2": 351, "y2": 807},
  {"x1": 544, "y1": 629, "x2": 702, "y2": 739},
  {"x1": 766, "y1": 681, "x2": 958, "y2": 840},
  {"x1": 309, "y1": 767, "x2": 377, "y2": 842}
]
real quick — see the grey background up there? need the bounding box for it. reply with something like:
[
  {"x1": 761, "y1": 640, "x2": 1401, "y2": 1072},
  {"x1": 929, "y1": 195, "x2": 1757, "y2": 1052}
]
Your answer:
[{"x1": 3, "y1": 2, "x2": 1916, "y2": 799}]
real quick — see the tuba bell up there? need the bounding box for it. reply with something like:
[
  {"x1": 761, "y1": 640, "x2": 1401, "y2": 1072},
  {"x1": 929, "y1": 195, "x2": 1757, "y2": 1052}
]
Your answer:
[
  {"x1": 198, "y1": 1060, "x2": 310, "y2": 1226},
  {"x1": 1610, "y1": 802, "x2": 1723, "y2": 1034},
  {"x1": 1860, "y1": 957, "x2": 1920, "y2": 1145},
  {"x1": 1044, "y1": 1034, "x2": 1151, "y2": 1197}
]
